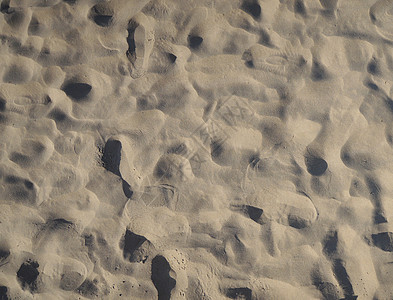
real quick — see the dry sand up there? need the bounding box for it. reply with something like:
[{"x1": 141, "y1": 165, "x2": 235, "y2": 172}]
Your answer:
[{"x1": 1, "y1": 0, "x2": 393, "y2": 299}]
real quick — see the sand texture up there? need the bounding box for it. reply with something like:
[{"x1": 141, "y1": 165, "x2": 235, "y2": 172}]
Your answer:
[{"x1": 1, "y1": 0, "x2": 393, "y2": 299}]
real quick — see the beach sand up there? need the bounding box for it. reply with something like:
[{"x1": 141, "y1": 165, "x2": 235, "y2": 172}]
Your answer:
[{"x1": 1, "y1": 0, "x2": 393, "y2": 299}]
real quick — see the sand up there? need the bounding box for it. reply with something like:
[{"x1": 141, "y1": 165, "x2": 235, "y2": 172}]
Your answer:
[{"x1": 0, "y1": 0, "x2": 393, "y2": 299}]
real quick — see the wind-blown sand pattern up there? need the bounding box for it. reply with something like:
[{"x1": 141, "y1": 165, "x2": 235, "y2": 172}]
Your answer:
[{"x1": 1, "y1": 0, "x2": 393, "y2": 299}]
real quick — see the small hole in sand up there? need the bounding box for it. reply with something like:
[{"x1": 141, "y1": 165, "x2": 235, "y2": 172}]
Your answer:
[
  {"x1": 0, "y1": 249, "x2": 10, "y2": 263},
  {"x1": 245, "y1": 60, "x2": 254, "y2": 68},
  {"x1": 372, "y1": 232, "x2": 393, "y2": 251},
  {"x1": 0, "y1": 286, "x2": 8, "y2": 298},
  {"x1": 311, "y1": 61, "x2": 328, "y2": 81},
  {"x1": 305, "y1": 156, "x2": 328, "y2": 176},
  {"x1": 167, "y1": 53, "x2": 177, "y2": 63},
  {"x1": 248, "y1": 155, "x2": 260, "y2": 168},
  {"x1": 44, "y1": 95, "x2": 52, "y2": 105},
  {"x1": 17, "y1": 260, "x2": 39, "y2": 292},
  {"x1": 24, "y1": 180, "x2": 34, "y2": 190},
  {"x1": 294, "y1": 0, "x2": 306, "y2": 15},
  {"x1": 188, "y1": 35, "x2": 203, "y2": 49},
  {"x1": 50, "y1": 109, "x2": 68, "y2": 122},
  {"x1": 241, "y1": 0, "x2": 261, "y2": 19},
  {"x1": 93, "y1": 15, "x2": 112, "y2": 27},
  {"x1": 101, "y1": 139, "x2": 122, "y2": 176},
  {"x1": 0, "y1": 98, "x2": 5, "y2": 112},
  {"x1": 366, "y1": 82, "x2": 378, "y2": 91},
  {"x1": 1, "y1": 0, "x2": 11, "y2": 14},
  {"x1": 370, "y1": 12, "x2": 376, "y2": 23},
  {"x1": 227, "y1": 287, "x2": 252, "y2": 299},
  {"x1": 62, "y1": 82, "x2": 92, "y2": 102},
  {"x1": 367, "y1": 60, "x2": 379, "y2": 75},
  {"x1": 151, "y1": 255, "x2": 176, "y2": 299}
]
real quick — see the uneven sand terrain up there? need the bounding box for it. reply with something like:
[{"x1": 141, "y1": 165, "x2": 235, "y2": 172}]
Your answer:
[{"x1": 1, "y1": 0, "x2": 393, "y2": 299}]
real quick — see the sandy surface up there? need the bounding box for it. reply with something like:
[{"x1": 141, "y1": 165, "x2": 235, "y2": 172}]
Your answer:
[{"x1": 1, "y1": 0, "x2": 393, "y2": 299}]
